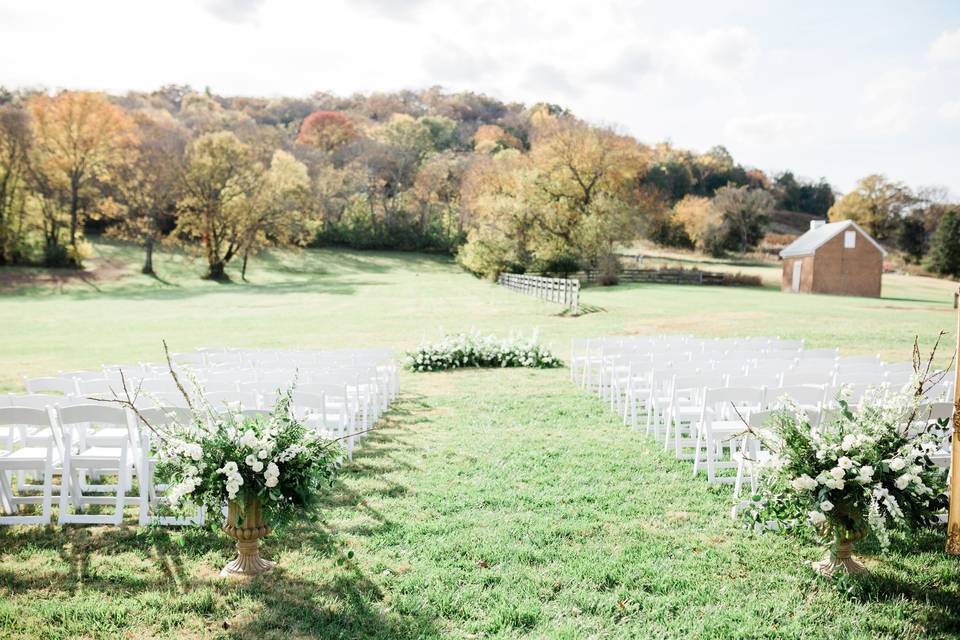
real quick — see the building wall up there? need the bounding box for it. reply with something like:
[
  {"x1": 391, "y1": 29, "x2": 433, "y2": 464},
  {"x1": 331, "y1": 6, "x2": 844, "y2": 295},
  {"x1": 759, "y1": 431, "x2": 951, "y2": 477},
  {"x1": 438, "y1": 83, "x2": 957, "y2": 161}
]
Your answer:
[{"x1": 810, "y1": 229, "x2": 883, "y2": 297}]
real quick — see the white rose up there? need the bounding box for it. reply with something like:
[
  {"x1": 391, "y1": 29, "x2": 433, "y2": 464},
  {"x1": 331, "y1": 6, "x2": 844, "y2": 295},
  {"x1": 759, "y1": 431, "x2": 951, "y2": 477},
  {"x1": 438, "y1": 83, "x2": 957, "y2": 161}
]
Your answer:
[
  {"x1": 895, "y1": 474, "x2": 912, "y2": 490},
  {"x1": 252, "y1": 461, "x2": 264, "y2": 473},
  {"x1": 265, "y1": 476, "x2": 278, "y2": 488},
  {"x1": 245, "y1": 454, "x2": 258, "y2": 467},
  {"x1": 809, "y1": 511, "x2": 827, "y2": 525},
  {"x1": 829, "y1": 467, "x2": 845, "y2": 480},
  {"x1": 790, "y1": 474, "x2": 817, "y2": 491},
  {"x1": 258, "y1": 449, "x2": 268, "y2": 460},
  {"x1": 820, "y1": 500, "x2": 834, "y2": 512},
  {"x1": 841, "y1": 434, "x2": 857, "y2": 451},
  {"x1": 837, "y1": 456, "x2": 854, "y2": 470},
  {"x1": 889, "y1": 458, "x2": 906, "y2": 471},
  {"x1": 858, "y1": 465, "x2": 874, "y2": 482}
]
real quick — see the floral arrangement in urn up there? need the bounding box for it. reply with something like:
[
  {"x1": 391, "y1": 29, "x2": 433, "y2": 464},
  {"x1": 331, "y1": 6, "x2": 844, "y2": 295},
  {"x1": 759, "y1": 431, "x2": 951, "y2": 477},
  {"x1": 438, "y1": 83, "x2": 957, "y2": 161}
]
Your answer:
[
  {"x1": 742, "y1": 360, "x2": 950, "y2": 577},
  {"x1": 406, "y1": 330, "x2": 561, "y2": 372},
  {"x1": 102, "y1": 346, "x2": 342, "y2": 578}
]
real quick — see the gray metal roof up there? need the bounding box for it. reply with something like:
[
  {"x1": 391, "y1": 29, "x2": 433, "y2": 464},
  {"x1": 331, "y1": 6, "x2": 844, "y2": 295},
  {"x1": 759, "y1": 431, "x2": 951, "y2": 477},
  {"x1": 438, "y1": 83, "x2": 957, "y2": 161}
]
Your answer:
[{"x1": 779, "y1": 220, "x2": 887, "y2": 258}]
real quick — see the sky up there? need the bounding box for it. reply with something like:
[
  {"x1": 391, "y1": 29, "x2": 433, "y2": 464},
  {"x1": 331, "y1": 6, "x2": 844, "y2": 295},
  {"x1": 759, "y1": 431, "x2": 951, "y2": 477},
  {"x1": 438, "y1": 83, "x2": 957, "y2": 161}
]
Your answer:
[{"x1": 1, "y1": 0, "x2": 959, "y2": 196}]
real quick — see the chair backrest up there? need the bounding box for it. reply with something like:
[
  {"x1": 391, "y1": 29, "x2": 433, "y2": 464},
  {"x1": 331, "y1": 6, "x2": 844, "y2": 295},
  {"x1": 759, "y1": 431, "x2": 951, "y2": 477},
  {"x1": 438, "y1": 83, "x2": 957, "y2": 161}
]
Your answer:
[
  {"x1": 203, "y1": 391, "x2": 259, "y2": 411},
  {"x1": 137, "y1": 406, "x2": 194, "y2": 430},
  {"x1": 726, "y1": 374, "x2": 776, "y2": 390},
  {"x1": 75, "y1": 378, "x2": 114, "y2": 395},
  {"x1": 138, "y1": 378, "x2": 181, "y2": 393},
  {"x1": 57, "y1": 403, "x2": 138, "y2": 454},
  {"x1": 0, "y1": 406, "x2": 62, "y2": 458},
  {"x1": 5, "y1": 394, "x2": 62, "y2": 410},
  {"x1": 836, "y1": 370, "x2": 886, "y2": 386},
  {"x1": 23, "y1": 376, "x2": 75, "y2": 395},
  {"x1": 704, "y1": 386, "x2": 765, "y2": 408},
  {"x1": 917, "y1": 401, "x2": 954, "y2": 423},
  {"x1": 780, "y1": 370, "x2": 833, "y2": 388},
  {"x1": 770, "y1": 385, "x2": 825, "y2": 409},
  {"x1": 747, "y1": 409, "x2": 776, "y2": 430},
  {"x1": 797, "y1": 348, "x2": 838, "y2": 359}
]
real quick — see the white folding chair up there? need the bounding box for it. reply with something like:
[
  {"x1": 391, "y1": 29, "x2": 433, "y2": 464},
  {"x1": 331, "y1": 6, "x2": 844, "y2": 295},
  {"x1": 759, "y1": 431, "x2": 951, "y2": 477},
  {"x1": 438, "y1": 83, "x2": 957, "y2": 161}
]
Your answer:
[
  {"x1": 693, "y1": 387, "x2": 765, "y2": 485},
  {"x1": 57, "y1": 404, "x2": 143, "y2": 525},
  {"x1": 0, "y1": 407, "x2": 62, "y2": 525}
]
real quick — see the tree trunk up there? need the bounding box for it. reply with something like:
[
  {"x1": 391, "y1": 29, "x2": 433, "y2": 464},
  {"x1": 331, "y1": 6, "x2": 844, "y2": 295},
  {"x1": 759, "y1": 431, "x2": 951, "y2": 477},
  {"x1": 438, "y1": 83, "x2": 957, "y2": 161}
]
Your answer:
[
  {"x1": 142, "y1": 238, "x2": 154, "y2": 275},
  {"x1": 206, "y1": 260, "x2": 228, "y2": 281},
  {"x1": 241, "y1": 250, "x2": 249, "y2": 281}
]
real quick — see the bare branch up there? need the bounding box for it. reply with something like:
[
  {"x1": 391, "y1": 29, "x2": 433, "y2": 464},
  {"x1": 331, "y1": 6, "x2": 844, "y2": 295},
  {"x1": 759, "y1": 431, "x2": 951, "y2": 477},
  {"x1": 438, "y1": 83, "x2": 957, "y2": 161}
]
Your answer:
[{"x1": 163, "y1": 339, "x2": 194, "y2": 411}]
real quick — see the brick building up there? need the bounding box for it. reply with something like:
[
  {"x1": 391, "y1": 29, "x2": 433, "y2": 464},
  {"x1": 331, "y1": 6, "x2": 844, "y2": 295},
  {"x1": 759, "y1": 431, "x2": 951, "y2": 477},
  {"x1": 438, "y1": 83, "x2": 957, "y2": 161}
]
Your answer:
[{"x1": 779, "y1": 220, "x2": 886, "y2": 297}]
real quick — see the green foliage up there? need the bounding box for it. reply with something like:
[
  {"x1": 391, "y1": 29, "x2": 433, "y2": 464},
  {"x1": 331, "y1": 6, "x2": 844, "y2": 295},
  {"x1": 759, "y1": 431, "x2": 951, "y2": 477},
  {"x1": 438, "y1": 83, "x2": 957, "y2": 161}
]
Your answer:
[
  {"x1": 711, "y1": 185, "x2": 774, "y2": 253},
  {"x1": 155, "y1": 387, "x2": 342, "y2": 530},
  {"x1": 924, "y1": 210, "x2": 960, "y2": 277},
  {"x1": 898, "y1": 215, "x2": 929, "y2": 264},
  {"x1": 744, "y1": 392, "x2": 949, "y2": 551},
  {"x1": 773, "y1": 172, "x2": 835, "y2": 216},
  {"x1": 406, "y1": 331, "x2": 561, "y2": 371}
]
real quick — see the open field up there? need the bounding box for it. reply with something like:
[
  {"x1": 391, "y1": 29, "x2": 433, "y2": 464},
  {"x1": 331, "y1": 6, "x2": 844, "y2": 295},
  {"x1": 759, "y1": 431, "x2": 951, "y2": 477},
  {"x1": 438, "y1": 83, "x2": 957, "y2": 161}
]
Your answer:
[{"x1": 1, "y1": 239, "x2": 959, "y2": 639}]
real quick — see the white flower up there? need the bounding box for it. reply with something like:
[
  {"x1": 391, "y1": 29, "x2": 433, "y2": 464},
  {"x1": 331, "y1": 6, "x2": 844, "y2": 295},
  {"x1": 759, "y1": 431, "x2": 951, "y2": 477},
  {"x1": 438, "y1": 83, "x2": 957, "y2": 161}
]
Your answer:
[
  {"x1": 829, "y1": 467, "x2": 845, "y2": 480},
  {"x1": 820, "y1": 500, "x2": 834, "y2": 512},
  {"x1": 790, "y1": 474, "x2": 818, "y2": 491},
  {"x1": 265, "y1": 476, "x2": 278, "y2": 488},
  {"x1": 258, "y1": 449, "x2": 268, "y2": 460},
  {"x1": 245, "y1": 454, "x2": 258, "y2": 467},
  {"x1": 809, "y1": 511, "x2": 827, "y2": 525},
  {"x1": 895, "y1": 474, "x2": 912, "y2": 490},
  {"x1": 841, "y1": 434, "x2": 857, "y2": 451},
  {"x1": 837, "y1": 456, "x2": 854, "y2": 470},
  {"x1": 219, "y1": 461, "x2": 239, "y2": 475},
  {"x1": 251, "y1": 461, "x2": 264, "y2": 473},
  {"x1": 889, "y1": 458, "x2": 906, "y2": 471},
  {"x1": 857, "y1": 465, "x2": 874, "y2": 482}
]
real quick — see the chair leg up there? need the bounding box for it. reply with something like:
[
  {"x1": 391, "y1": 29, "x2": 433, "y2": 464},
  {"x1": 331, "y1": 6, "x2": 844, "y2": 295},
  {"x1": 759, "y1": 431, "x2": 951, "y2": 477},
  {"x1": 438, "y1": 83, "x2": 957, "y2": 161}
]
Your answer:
[
  {"x1": 692, "y1": 426, "x2": 704, "y2": 476},
  {"x1": 0, "y1": 471, "x2": 16, "y2": 514},
  {"x1": 41, "y1": 459, "x2": 53, "y2": 524},
  {"x1": 706, "y1": 433, "x2": 716, "y2": 484}
]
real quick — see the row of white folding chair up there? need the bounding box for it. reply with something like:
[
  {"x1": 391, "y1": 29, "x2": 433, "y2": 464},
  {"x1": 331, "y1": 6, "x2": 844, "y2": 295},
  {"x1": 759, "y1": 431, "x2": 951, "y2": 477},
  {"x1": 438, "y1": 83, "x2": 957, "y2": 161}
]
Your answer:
[{"x1": 0, "y1": 404, "x2": 144, "y2": 525}]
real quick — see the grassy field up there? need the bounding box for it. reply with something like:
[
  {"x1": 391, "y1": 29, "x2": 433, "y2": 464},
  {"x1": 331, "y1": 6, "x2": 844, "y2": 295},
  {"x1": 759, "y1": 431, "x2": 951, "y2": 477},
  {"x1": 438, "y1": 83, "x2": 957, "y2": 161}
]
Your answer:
[{"x1": 0, "y1": 239, "x2": 958, "y2": 639}]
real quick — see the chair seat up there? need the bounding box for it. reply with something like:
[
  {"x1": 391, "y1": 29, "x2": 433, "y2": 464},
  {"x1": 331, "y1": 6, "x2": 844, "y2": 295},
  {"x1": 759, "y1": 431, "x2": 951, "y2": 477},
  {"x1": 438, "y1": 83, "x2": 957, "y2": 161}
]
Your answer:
[
  {"x1": 74, "y1": 447, "x2": 133, "y2": 464},
  {"x1": 706, "y1": 420, "x2": 748, "y2": 434},
  {"x1": 1, "y1": 447, "x2": 57, "y2": 463}
]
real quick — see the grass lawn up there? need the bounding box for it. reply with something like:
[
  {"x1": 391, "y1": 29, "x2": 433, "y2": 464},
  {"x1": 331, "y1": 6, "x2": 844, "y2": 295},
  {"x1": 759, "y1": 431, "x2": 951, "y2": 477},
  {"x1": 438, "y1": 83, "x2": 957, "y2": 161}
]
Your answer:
[{"x1": 0, "y1": 239, "x2": 958, "y2": 639}]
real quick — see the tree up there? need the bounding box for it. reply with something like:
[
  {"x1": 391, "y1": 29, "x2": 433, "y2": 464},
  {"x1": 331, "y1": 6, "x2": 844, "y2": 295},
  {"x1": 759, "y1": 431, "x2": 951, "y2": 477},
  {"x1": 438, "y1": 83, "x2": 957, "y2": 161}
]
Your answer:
[
  {"x1": 672, "y1": 195, "x2": 721, "y2": 252},
  {"x1": 109, "y1": 111, "x2": 187, "y2": 274},
  {"x1": 296, "y1": 111, "x2": 356, "y2": 152},
  {"x1": 459, "y1": 119, "x2": 649, "y2": 276},
  {"x1": 711, "y1": 185, "x2": 774, "y2": 253},
  {"x1": 897, "y1": 214, "x2": 928, "y2": 264},
  {"x1": 925, "y1": 210, "x2": 960, "y2": 277},
  {"x1": 773, "y1": 172, "x2": 834, "y2": 216},
  {"x1": 828, "y1": 174, "x2": 915, "y2": 241},
  {"x1": 237, "y1": 150, "x2": 312, "y2": 280},
  {"x1": 176, "y1": 131, "x2": 264, "y2": 280},
  {"x1": 27, "y1": 91, "x2": 135, "y2": 263},
  {"x1": 0, "y1": 105, "x2": 32, "y2": 264}
]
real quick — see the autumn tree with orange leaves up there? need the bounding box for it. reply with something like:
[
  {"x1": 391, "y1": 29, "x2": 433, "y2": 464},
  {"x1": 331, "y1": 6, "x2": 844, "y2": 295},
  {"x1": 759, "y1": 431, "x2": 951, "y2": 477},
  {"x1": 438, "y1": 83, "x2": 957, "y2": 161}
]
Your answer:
[{"x1": 27, "y1": 91, "x2": 135, "y2": 266}]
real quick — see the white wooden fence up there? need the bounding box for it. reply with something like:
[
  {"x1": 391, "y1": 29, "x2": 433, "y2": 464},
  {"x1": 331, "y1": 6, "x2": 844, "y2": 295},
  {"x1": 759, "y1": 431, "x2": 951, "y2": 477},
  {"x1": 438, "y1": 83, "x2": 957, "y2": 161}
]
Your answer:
[{"x1": 497, "y1": 273, "x2": 580, "y2": 313}]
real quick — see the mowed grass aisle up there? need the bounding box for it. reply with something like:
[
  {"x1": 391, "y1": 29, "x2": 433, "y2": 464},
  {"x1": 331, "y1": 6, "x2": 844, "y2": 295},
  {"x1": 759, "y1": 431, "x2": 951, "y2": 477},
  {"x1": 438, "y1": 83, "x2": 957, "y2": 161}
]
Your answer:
[{"x1": 1, "y1": 369, "x2": 959, "y2": 639}]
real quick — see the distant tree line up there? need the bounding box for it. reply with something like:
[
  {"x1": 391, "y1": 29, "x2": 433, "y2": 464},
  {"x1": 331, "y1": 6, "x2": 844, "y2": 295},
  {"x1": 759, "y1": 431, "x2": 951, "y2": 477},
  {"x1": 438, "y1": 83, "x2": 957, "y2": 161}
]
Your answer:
[{"x1": 0, "y1": 85, "x2": 956, "y2": 280}]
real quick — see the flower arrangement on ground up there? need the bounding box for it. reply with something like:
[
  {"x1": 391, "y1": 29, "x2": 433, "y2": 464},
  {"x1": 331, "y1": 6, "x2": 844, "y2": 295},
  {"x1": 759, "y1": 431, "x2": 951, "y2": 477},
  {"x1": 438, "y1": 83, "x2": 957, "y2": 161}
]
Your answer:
[
  {"x1": 742, "y1": 362, "x2": 951, "y2": 577},
  {"x1": 406, "y1": 330, "x2": 561, "y2": 372},
  {"x1": 153, "y1": 389, "x2": 341, "y2": 576}
]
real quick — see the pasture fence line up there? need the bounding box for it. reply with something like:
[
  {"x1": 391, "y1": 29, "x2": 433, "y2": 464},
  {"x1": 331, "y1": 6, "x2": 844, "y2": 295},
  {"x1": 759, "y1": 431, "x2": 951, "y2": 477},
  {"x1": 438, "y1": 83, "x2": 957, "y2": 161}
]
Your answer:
[
  {"x1": 579, "y1": 268, "x2": 727, "y2": 286},
  {"x1": 497, "y1": 273, "x2": 580, "y2": 313}
]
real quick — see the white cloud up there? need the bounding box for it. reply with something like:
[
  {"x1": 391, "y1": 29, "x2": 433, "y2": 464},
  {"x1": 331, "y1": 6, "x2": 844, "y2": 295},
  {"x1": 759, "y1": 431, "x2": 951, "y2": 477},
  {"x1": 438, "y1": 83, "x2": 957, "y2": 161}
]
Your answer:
[
  {"x1": 663, "y1": 27, "x2": 758, "y2": 78},
  {"x1": 724, "y1": 113, "x2": 807, "y2": 144},
  {"x1": 858, "y1": 69, "x2": 926, "y2": 135},
  {"x1": 524, "y1": 63, "x2": 580, "y2": 99},
  {"x1": 928, "y1": 28, "x2": 960, "y2": 62},
  {"x1": 204, "y1": 0, "x2": 264, "y2": 24},
  {"x1": 939, "y1": 100, "x2": 960, "y2": 121}
]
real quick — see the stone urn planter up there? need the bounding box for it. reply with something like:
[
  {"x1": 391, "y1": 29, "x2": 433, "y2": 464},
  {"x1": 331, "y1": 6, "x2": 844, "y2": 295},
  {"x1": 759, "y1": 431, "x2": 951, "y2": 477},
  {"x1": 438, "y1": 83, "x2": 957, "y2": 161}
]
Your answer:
[
  {"x1": 812, "y1": 530, "x2": 868, "y2": 577},
  {"x1": 220, "y1": 499, "x2": 275, "y2": 578}
]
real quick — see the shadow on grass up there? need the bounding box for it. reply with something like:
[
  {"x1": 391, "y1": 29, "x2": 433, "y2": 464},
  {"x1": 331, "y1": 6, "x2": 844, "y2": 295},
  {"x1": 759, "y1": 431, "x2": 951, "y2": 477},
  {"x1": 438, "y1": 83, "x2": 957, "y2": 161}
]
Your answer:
[{"x1": 0, "y1": 393, "x2": 440, "y2": 639}]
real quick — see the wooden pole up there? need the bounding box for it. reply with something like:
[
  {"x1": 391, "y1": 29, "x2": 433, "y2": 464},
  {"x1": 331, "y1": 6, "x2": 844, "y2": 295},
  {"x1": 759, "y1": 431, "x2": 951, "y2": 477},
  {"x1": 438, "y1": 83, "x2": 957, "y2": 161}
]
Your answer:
[{"x1": 948, "y1": 286, "x2": 960, "y2": 555}]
